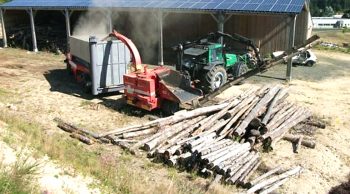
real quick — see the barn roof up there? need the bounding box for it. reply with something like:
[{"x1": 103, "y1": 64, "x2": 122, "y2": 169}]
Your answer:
[{"x1": 0, "y1": 0, "x2": 306, "y2": 14}]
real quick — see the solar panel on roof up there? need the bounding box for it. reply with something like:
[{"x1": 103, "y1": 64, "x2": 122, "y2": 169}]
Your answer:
[{"x1": 0, "y1": 0, "x2": 306, "y2": 14}]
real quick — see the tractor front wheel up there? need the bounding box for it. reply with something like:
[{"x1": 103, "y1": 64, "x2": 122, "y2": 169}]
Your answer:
[
  {"x1": 204, "y1": 65, "x2": 228, "y2": 93},
  {"x1": 233, "y1": 62, "x2": 249, "y2": 78}
]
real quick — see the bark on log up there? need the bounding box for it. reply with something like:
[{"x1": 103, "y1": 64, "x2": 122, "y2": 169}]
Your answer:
[
  {"x1": 227, "y1": 153, "x2": 259, "y2": 184},
  {"x1": 70, "y1": 133, "x2": 94, "y2": 145},
  {"x1": 55, "y1": 118, "x2": 99, "y2": 138},
  {"x1": 209, "y1": 143, "x2": 251, "y2": 168},
  {"x1": 247, "y1": 166, "x2": 302, "y2": 194},
  {"x1": 226, "y1": 151, "x2": 256, "y2": 177},
  {"x1": 122, "y1": 127, "x2": 158, "y2": 139},
  {"x1": 220, "y1": 96, "x2": 259, "y2": 136},
  {"x1": 198, "y1": 139, "x2": 233, "y2": 156},
  {"x1": 259, "y1": 178, "x2": 289, "y2": 194},
  {"x1": 261, "y1": 88, "x2": 288, "y2": 125},
  {"x1": 237, "y1": 158, "x2": 261, "y2": 185},
  {"x1": 249, "y1": 166, "x2": 283, "y2": 186},
  {"x1": 216, "y1": 151, "x2": 250, "y2": 174},
  {"x1": 240, "y1": 160, "x2": 262, "y2": 186},
  {"x1": 283, "y1": 134, "x2": 316, "y2": 149}
]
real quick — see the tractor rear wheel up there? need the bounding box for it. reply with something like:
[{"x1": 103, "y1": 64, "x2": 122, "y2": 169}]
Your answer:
[
  {"x1": 204, "y1": 65, "x2": 227, "y2": 93},
  {"x1": 233, "y1": 62, "x2": 249, "y2": 78}
]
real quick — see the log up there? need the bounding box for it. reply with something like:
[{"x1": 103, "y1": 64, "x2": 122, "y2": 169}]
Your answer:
[
  {"x1": 249, "y1": 166, "x2": 283, "y2": 186},
  {"x1": 209, "y1": 143, "x2": 251, "y2": 168},
  {"x1": 201, "y1": 143, "x2": 240, "y2": 164},
  {"x1": 283, "y1": 134, "x2": 316, "y2": 149},
  {"x1": 270, "y1": 109, "x2": 312, "y2": 146},
  {"x1": 247, "y1": 166, "x2": 302, "y2": 194},
  {"x1": 259, "y1": 178, "x2": 289, "y2": 194},
  {"x1": 227, "y1": 152, "x2": 259, "y2": 184},
  {"x1": 55, "y1": 118, "x2": 99, "y2": 138},
  {"x1": 219, "y1": 96, "x2": 259, "y2": 136},
  {"x1": 98, "y1": 103, "x2": 229, "y2": 137},
  {"x1": 237, "y1": 158, "x2": 260, "y2": 185},
  {"x1": 143, "y1": 118, "x2": 200, "y2": 151},
  {"x1": 234, "y1": 86, "x2": 281, "y2": 136},
  {"x1": 295, "y1": 135, "x2": 303, "y2": 153},
  {"x1": 215, "y1": 151, "x2": 249, "y2": 174},
  {"x1": 266, "y1": 105, "x2": 297, "y2": 131},
  {"x1": 198, "y1": 139, "x2": 233, "y2": 156},
  {"x1": 122, "y1": 127, "x2": 158, "y2": 139},
  {"x1": 70, "y1": 133, "x2": 94, "y2": 145},
  {"x1": 240, "y1": 160, "x2": 262, "y2": 186},
  {"x1": 226, "y1": 151, "x2": 256, "y2": 177},
  {"x1": 164, "y1": 144, "x2": 182, "y2": 159},
  {"x1": 261, "y1": 88, "x2": 288, "y2": 125}
]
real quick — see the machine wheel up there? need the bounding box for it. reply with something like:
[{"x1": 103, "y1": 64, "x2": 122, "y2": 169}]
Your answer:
[
  {"x1": 233, "y1": 62, "x2": 249, "y2": 78},
  {"x1": 204, "y1": 65, "x2": 228, "y2": 93},
  {"x1": 161, "y1": 100, "x2": 180, "y2": 116},
  {"x1": 306, "y1": 61, "x2": 314, "y2": 67}
]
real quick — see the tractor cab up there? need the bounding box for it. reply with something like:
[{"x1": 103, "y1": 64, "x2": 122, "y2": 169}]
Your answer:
[{"x1": 182, "y1": 43, "x2": 238, "y2": 70}]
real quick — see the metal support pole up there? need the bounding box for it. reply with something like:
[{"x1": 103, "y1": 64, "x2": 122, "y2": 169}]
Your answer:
[
  {"x1": 217, "y1": 12, "x2": 225, "y2": 45},
  {"x1": 286, "y1": 15, "x2": 297, "y2": 81},
  {"x1": 64, "y1": 9, "x2": 71, "y2": 51},
  {"x1": 0, "y1": 9, "x2": 7, "y2": 48},
  {"x1": 158, "y1": 11, "x2": 164, "y2": 66},
  {"x1": 29, "y1": 9, "x2": 38, "y2": 52}
]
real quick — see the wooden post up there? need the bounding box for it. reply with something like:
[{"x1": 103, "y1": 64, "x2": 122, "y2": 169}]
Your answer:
[
  {"x1": 286, "y1": 15, "x2": 297, "y2": 81},
  {"x1": 28, "y1": 9, "x2": 38, "y2": 52},
  {"x1": 0, "y1": 9, "x2": 7, "y2": 48}
]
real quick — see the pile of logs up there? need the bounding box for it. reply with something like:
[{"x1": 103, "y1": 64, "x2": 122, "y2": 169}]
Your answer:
[
  {"x1": 55, "y1": 85, "x2": 323, "y2": 192},
  {"x1": 7, "y1": 24, "x2": 66, "y2": 53}
]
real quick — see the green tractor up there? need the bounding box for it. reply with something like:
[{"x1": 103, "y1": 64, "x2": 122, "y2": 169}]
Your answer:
[{"x1": 175, "y1": 31, "x2": 263, "y2": 93}]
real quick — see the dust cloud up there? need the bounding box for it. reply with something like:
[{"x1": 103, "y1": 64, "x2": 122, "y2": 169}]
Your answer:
[{"x1": 72, "y1": 1, "x2": 162, "y2": 63}]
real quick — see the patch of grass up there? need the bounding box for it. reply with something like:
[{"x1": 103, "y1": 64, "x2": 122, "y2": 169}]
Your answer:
[
  {"x1": 79, "y1": 100, "x2": 94, "y2": 107},
  {"x1": 0, "y1": 111, "x2": 210, "y2": 194},
  {"x1": 314, "y1": 45, "x2": 350, "y2": 54},
  {"x1": 0, "y1": 153, "x2": 40, "y2": 194},
  {"x1": 0, "y1": 88, "x2": 10, "y2": 102}
]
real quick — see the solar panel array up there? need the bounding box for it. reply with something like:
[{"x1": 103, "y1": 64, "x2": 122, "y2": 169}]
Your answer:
[{"x1": 0, "y1": 0, "x2": 305, "y2": 14}]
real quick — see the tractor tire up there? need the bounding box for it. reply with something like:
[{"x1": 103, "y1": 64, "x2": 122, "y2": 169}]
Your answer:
[
  {"x1": 233, "y1": 62, "x2": 249, "y2": 78},
  {"x1": 203, "y1": 65, "x2": 227, "y2": 93},
  {"x1": 161, "y1": 100, "x2": 179, "y2": 116},
  {"x1": 306, "y1": 61, "x2": 314, "y2": 67}
]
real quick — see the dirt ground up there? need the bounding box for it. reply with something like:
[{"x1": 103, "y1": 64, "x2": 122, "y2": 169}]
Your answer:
[{"x1": 0, "y1": 48, "x2": 349, "y2": 193}]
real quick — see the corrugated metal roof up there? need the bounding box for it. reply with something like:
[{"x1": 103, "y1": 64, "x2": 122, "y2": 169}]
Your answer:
[{"x1": 0, "y1": 0, "x2": 305, "y2": 14}]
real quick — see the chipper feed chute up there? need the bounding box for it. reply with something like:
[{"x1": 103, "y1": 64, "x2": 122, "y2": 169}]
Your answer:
[{"x1": 156, "y1": 69, "x2": 202, "y2": 104}]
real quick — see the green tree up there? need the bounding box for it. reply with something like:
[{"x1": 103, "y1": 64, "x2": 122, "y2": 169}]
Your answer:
[{"x1": 324, "y1": 6, "x2": 335, "y2": 16}]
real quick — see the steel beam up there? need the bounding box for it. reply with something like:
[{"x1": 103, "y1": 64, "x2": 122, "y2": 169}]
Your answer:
[
  {"x1": 286, "y1": 15, "x2": 297, "y2": 81},
  {"x1": 28, "y1": 9, "x2": 38, "y2": 52},
  {"x1": 107, "y1": 9, "x2": 113, "y2": 32},
  {"x1": 158, "y1": 11, "x2": 164, "y2": 66},
  {"x1": 0, "y1": 9, "x2": 7, "y2": 48},
  {"x1": 211, "y1": 12, "x2": 226, "y2": 45},
  {"x1": 64, "y1": 9, "x2": 71, "y2": 51}
]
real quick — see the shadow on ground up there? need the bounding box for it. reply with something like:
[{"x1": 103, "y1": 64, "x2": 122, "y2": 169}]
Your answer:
[
  {"x1": 43, "y1": 69, "x2": 163, "y2": 118},
  {"x1": 328, "y1": 174, "x2": 350, "y2": 194}
]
